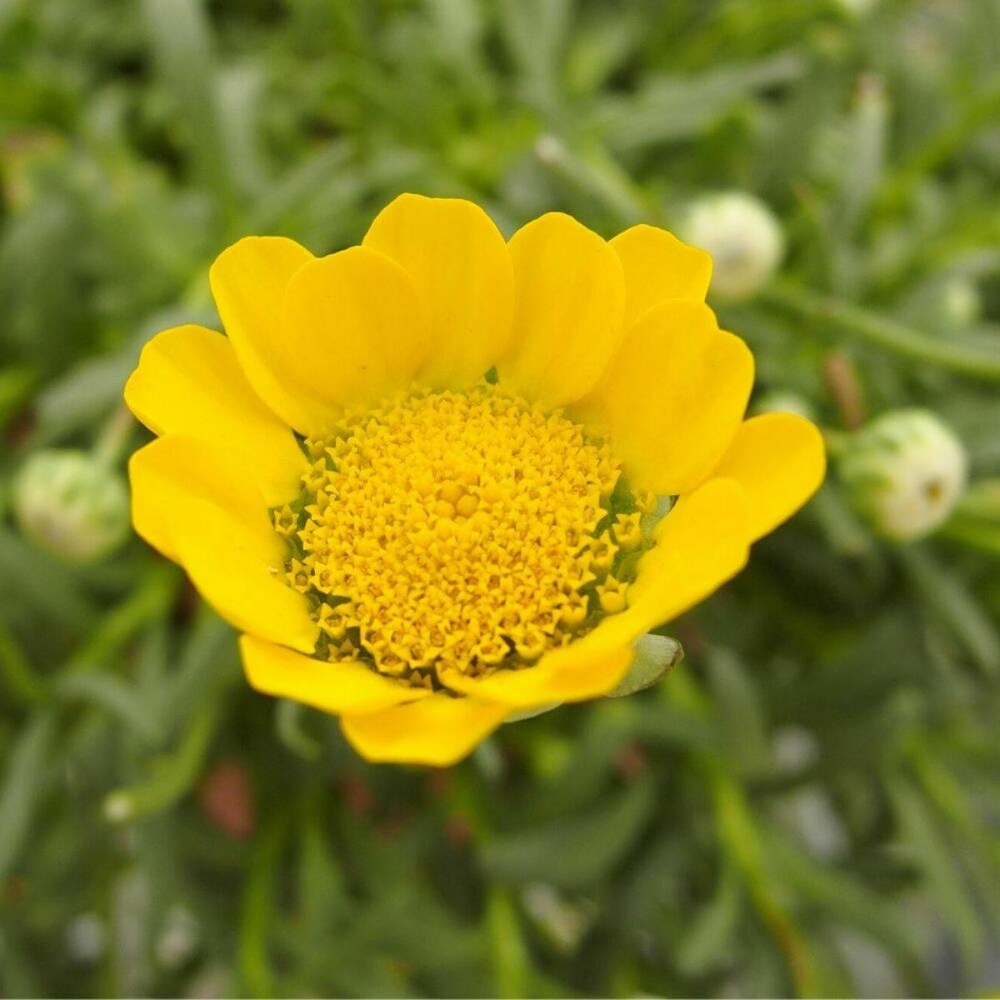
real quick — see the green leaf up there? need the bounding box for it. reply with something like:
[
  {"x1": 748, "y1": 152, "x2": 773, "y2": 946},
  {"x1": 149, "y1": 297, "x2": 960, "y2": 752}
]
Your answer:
[
  {"x1": 900, "y1": 545, "x2": 1000, "y2": 675},
  {"x1": 55, "y1": 672, "x2": 163, "y2": 744},
  {"x1": 703, "y1": 646, "x2": 769, "y2": 774},
  {"x1": 103, "y1": 699, "x2": 222, "y2": 823},
  {"x1": 142, "y1": 0, "x2": 233, "y2": 209},
  {"x1": 673, "y1": 857, "x2": 742, "y2": 977},
  {"x1": 481, "y1": 776, "x2": 656, "y2": 889},
  {"x1": 0, "y1": 712, "x2": 57, "y2": 880},
  {"x1": 761, "y1": 827, "x2": 923, "y2": 979},
  {"x1": 887, "y1": 775, "x2": 983, "y2": 971},
  {"x1": 487, "y1": 886, "x2": 529, "y2": 1000}
]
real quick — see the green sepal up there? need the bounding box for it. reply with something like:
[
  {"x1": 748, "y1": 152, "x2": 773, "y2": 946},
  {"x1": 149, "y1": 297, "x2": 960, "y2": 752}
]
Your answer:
[{"x1": 606, "y1": 633, "x2": 684, "y2": 698}]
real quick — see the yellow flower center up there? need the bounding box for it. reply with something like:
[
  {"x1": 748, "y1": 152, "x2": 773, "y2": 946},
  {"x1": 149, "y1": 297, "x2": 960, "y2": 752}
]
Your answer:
[{"x1": 273, "y1": 384, "x2": 651, "y2": 688}]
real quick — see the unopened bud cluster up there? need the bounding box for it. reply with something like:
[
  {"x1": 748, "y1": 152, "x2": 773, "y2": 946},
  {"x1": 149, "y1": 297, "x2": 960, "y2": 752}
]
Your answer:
[
  {"x1": 14, "y1": 449, "x2": 129, "y2": 562},
  {"x1": 679, "y1": 192, "x2": 784, "y2": 302},
  {"x1": 838, "y1": 409, "x2": 967, "y2": 541}
]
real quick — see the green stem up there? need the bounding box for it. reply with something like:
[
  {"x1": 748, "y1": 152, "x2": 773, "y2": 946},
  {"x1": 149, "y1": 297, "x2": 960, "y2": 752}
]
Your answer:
[
  {"x1": 898, "y1": 544, "x2": 1000, "y2": 676},
  {"x1": 69, "y1": 564, "x2": 178, "y2": 675},
  {"x1": 761, "y1": 282, "x2": 1000, "y2": 381},
  {"x1": 0, "y1": 619, "x2": 48, "y2": 707},
  {"x1": 877, "y1": 76, "x2": 1000, "y2": 215},
  {"x1": 103, "y1": 697, "x2": 221, "y2": 823},
  {"x1": 535, "y1": 133, "x2": 647, "y2": 226},
  {"x1": 92, "y1": 405, "x2": 137, "y2": 469},
  {"x1": 239, "y1": 813, "x2": 288, "y2": 998},
  {"x1": 487, "y1": 886, "x2": 529, "y2": 1000},
  {"x1": 705, "y1": 757, "x2": 819, "y2": 997},
  {"x1": 940, "y1": 518, "x2": 1000, "y2": 558}
]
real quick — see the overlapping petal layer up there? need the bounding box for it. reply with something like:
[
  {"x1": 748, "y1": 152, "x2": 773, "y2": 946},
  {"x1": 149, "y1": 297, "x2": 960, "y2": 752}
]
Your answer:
[
  {"x1": 611, "y1": 224, "x2": 713, "y2": 325},
  {"x1": 241, "y1": 635, "x2": 424, "y2": 715},
  {"x1": 711, "y1": 412, "x2": 826, "y2": 541},
  {"x1": 130, "y1": 437, "x2": 317, "y2": 652},
  {"x1": 339, "y1": 694, "x2": 510, "y2": 767},
  {"x1": 502, "y1": 212, "x2": 626, "y2": 407},
  {"x1": 124, "y1": 324, "x2": 306, "y2": 507},
  {"x1": 583, "y1": 299, "x2": 754, "y2": 495},
  {"x1": 209, "y1": 236, "x2": 321, "y2": 433},
  {"x1": 364, "y1": 193, "x2": 514, "y2": 387},
  {"x1": 279, "y1": 246, "x2": 431, "y2": 419}
]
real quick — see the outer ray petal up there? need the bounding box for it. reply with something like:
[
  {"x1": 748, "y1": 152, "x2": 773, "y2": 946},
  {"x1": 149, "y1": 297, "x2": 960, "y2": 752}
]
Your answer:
[
  {"x1": 279, "y1": 246, "x2": 430, "y2": 418},
  {"x1": 611, "y1": 224, "x2": 712, "y2": 326},
  {"x1": 129, "y1": 437, "x2": 317, "y2": 652},
  {"x1": 626, "y1": 477, "x2": 750, "y2": 628},
  {"x1": 124, "y1": 324, "x2": 306, "y2": 507},
  {"x1": 502, "y1": 212, "x2": 626, "y2": 407},
  {"x1": 362, "y1": 193, "x2": 514, "y2": 387},
  {"x1": 339, "y1": 695, "x2": 510, "y2": 767},
  {"x1": 209, "y1": 236, "x2": 325, "y2": 433},
  {"x1": 441, "y1": 479, "x2": 749, "y2": 708},
  {"x1": 239, "y1": 635, "x2": 424, "y2": 715},
  {"x1": 129, "y1": 436, "x2": 263, "y2": 563},
  {"x1": 710, "y1": 412, "x2": 826, "y2": 541},
  {"x1": 440, "y1": 645, "x2": 634, "y2": 708},
  {"x1": 585, "y1": 299, "x2": 754, "y2": 495}
]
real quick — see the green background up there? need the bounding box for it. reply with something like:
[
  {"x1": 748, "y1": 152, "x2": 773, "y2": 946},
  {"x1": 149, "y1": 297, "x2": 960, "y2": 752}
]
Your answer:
[{"x1": 2, "y1": 0, "x2": 1000, "y2": 996}]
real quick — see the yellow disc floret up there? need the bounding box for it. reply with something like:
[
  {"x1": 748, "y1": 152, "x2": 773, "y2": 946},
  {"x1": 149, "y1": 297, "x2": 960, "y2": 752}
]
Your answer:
[{"x1": 274, "y1": 384, "x2": 650, "y2": 689}]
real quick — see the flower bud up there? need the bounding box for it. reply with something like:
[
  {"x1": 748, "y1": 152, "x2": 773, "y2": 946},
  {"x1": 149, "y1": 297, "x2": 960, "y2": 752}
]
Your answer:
[
  {"x1": 13, "y1": 449, "x2": 129, "y2": 562},
  {"x1": 834, "y1": 0, "x2": 878, "y2": 17},
  {"x1": 838, "y1": 409, "x2": 967, "y2": 541},
  {"x1": 752, "y1": 390, "x2": 816, "y2": 422},
  {"x1": 939, "y1": 276, "x2": 981, "y2": 329},
  {"x1": 679, "y1": 192, "x2": 784, "y2": 301}
]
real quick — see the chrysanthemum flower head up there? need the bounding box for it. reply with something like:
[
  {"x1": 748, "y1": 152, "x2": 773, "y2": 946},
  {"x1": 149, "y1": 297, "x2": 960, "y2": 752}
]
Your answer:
[{"x1": 124, "y1": 195, "x2": 824, "y2": 766}]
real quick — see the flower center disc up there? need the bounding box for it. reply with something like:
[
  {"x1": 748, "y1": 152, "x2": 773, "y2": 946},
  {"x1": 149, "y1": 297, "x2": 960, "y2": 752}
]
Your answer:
[{"x1": 275, "y1": 384, "x2": 650, "y2": 688}]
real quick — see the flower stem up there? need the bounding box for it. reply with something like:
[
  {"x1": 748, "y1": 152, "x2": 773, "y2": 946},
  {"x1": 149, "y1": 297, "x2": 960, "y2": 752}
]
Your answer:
[
  {"x1": 760, "y1": 282, "x2": 1000, "y2": 381},
  {"x1": 93, "y1": 405, "x2": 137, "y2": 468}
]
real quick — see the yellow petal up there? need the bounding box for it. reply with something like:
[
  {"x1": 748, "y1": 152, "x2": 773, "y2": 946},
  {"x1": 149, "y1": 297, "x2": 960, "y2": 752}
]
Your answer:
[
  {"x1": 239, "y1": 634, "x2": 422, "y2": 715},
  {"x1": 339, "y1": 694, "x2": 509, "y2": 767},
  {"x1": 279, "y1": 246, "x2": 430, "y2": 417},
  {"x1": 627, "y1": 476, "x2": 750, "y2": 629},
  {"x1": 710, "y1": 412, "x2": 826, "y2": 541},
  {"x1": 440, "y1": 644, "x2": 634, "y2": 708},
  {"x1": 587, "y1": 299, "x2": 754, "y2": 494},
  {"x1": 129, "y1": 436, "x2": 260, "y2": 562},
  {"x1": 129, "y1": 437, "x2": 317, "y2": 652},
  {"x1": 124, "y1": 324, "x2": 306, "y2": 507},
  {"x1": 502, "y1": 212, "x2": 626, "y2": 407},
  {"x1": 209, "y1": 236, "x2": 327, "y2": 434},
  {"x1": 363, "y1": 193, "x2": 514, "y2": 387},
  {"x1": 611, "y1": 224, "x2": 712, "y2": 326}
]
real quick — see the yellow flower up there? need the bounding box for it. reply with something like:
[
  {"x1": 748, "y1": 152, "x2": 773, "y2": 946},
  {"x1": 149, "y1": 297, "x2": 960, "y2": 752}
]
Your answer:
[{"x1": 124, "y1": 194, "x2": 825, "y2": 766}]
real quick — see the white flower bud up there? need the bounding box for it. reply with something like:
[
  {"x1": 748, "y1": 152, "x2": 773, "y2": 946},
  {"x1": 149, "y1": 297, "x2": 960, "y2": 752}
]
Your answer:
[
  {"x1": 679, "y1": 192, "x2": 783, "y2": 302},
  {"x1": 13, "y1": 449, "x2": 129, "y2": 562},
  {"x1": 752, "y1": 390, "x2": 816, "y2": 423},
  {"x1": 939, "y1": 276, "x2": 981, "y2": 329},
  {"x1": 835, "y1": 0, "x2": 878, "y2": 17},
  {"x1": 838, "y1": 409, "x2": 967, "y2": 541}
]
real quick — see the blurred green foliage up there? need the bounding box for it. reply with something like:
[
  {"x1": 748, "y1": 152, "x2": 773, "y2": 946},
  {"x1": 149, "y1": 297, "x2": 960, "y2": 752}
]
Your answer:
[{"x1": 2, "y1": 0, "x2": 1000, "y2": 996}]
